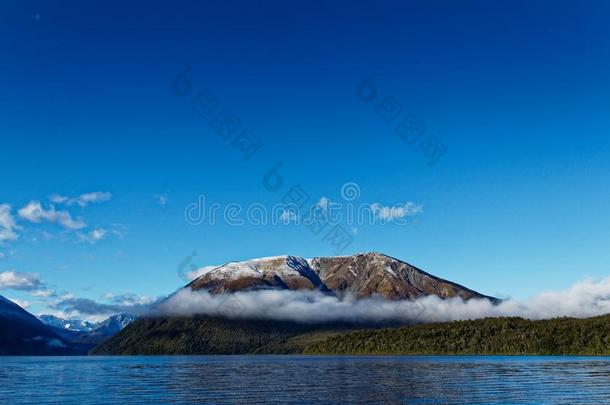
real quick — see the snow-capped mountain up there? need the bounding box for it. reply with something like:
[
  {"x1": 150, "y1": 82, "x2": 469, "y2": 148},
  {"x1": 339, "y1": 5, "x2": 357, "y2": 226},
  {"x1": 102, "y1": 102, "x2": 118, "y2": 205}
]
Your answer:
[
  {"x1": 90, "y1": 313, "x2": 135, "y2": 335},
  {"x1": 38, "y1": 314, "x2": 97, "y2": 332},
  {"x1": 39, "y1": 313, "x2": 135, "y2": 334},
  {"x1": 187, "y1": 252, "x2": 497, "y2": 301}
]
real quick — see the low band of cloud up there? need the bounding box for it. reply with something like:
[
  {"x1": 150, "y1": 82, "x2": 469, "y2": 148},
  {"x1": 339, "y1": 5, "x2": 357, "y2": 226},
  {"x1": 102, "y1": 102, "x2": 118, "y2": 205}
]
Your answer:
[{"x1": 154, "y1": 277, "x2": 610, "y2": 324}]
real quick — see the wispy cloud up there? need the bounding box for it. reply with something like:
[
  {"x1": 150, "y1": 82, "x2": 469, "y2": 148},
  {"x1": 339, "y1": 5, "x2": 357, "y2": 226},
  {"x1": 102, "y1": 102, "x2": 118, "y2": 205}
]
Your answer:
[
  {"x1": 18, "y1": 201, "x2": 86, "y2": 230},
  {"x1": 30, "y1": 288, "x2": 56, "y2": 298},
  {"x1": 50, "y1": 192, "x2": 112, "y2": 207},
  {"x1": 77, "y1": 228, "x2": 107, "y2": 244},
  {"x1": 0, "y1": 204, "x2": 19, "y2": 242}
]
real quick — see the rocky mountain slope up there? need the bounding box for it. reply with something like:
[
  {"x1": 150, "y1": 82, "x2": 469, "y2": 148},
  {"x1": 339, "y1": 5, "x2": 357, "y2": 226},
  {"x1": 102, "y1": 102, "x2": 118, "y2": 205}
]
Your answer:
[{"x1": 187, "y1": 252, "x2": 495, "y2": 301}]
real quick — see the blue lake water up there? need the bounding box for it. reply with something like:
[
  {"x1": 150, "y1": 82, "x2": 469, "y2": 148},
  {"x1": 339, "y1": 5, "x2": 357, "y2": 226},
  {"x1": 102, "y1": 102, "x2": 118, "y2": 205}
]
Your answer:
[{"x1": 1, "y1": 355, "x2": 609, "y2": 404}]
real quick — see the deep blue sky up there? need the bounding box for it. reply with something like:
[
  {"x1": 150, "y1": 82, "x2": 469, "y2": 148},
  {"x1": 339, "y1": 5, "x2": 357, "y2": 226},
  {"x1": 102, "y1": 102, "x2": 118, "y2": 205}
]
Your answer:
[{"x1": 1, "y1": 0, "x2": 610, "y2": 317}]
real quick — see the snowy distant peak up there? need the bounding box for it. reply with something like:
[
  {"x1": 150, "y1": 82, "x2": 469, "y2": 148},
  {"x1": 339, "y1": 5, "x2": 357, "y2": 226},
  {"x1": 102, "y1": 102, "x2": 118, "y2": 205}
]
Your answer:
[
  {"x1": 38, "y1": 314, "x2": 97, "y2": 332},
  {"x1": 92, "y1": 313, "x2": 135, "y2": 334},
  {"x1": 187, "y1": 252, "x2": 497, "y2": 302},
  {"x1": 38, "y1": 313, "x2": 135, "y2": 333}
]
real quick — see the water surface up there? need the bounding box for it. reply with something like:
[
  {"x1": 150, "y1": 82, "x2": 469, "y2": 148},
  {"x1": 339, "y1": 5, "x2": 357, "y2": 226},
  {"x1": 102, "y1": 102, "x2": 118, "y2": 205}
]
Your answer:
[{"x1": 1, "y1": 355, "x2": 609, "y2": 404}]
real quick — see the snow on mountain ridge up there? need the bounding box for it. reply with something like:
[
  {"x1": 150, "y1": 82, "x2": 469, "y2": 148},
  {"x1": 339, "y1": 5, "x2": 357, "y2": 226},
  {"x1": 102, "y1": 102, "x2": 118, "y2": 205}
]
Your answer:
[
  {"x1": 204, "y1": 255, "x2": 306, "y2": 281},
  {"x1": 187, "y1": 252, "x2": 498, "y2": 302},
  {"x1": 38, "y1": 314, "x2": 96, "y2": 332},
  {"x1": 38, "y1": 313, "x2": 135, "y2": 333}
]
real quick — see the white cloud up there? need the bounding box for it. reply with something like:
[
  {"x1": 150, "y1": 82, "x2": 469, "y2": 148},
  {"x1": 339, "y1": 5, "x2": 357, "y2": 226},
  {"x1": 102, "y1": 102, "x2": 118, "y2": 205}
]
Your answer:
[
  {"x1": 78, "y1": 228, "x2": 107, "y2": 244},
  {"x1": 370, "y1": 202, "x2": 423, "y2": 221},
  {"x1": 30, "y1": 289, "x2": 55, "y2": 298},
  {"x1": 69, "y1": 191, "x2": 112, "y2": 207},
  {"x1": 50, "y1": 192, "x2": 112, "y2": 207},
  {"x1": 0, "y1": 204, "x2": 19, "y2": 242},
  {"x1": 49, "y1": 194, "x2": 69, "y2": 204},
  {"x1": 18, "y1": 201, "x2": 86, "y2": 230},
  {"x1": 0, "y1": 270, "x2": 43, "y2": 291},
  {"x1": 156, "y1": 277, "x2": 610, "y2": 324},
  {"x1": 78, "y1": 224, "x2": 125, "y2": 244}
]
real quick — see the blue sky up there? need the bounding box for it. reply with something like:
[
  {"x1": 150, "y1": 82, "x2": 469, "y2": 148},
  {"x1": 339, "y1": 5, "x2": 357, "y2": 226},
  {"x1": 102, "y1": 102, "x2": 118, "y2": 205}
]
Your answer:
[{"x1": 1, "y1": 0, "x2": 610, "y2": 319}]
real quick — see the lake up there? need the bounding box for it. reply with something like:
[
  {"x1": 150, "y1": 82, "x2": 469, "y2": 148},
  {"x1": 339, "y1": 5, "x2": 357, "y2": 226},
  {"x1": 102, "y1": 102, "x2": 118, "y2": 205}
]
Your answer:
[{"x1": 1, "y1": 355, "x2": 609, "y2": 404}]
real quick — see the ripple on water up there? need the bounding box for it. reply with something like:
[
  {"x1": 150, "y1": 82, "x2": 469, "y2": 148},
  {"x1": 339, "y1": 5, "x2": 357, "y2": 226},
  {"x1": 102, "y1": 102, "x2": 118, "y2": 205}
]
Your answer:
[{"x1": 1, "y1": 356, "x2": 610, "y2": 404}]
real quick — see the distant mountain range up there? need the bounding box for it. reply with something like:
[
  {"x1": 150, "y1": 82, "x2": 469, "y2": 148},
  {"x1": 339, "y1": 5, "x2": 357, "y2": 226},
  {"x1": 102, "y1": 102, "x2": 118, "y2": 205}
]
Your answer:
[
  {"x1": 38, "y1": 314, "x2": 97, "y2": 332},
  {"x1": 38, "y1": 313, "x2": 135, "y2": 345},
  {"x1": 0, "y1": 295, "x2": 134, "y2": 355},
  {"x1": 39, "y1": 313, "x2": 134, "y2": 334}
]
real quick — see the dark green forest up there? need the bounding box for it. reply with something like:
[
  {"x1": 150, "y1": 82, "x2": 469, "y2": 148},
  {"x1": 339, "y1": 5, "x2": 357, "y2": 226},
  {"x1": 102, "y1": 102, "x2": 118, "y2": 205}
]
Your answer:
[
  {"x1": 305, "y1": 315, "x2": 610, "y2": 355},
  {"x1": 91, "y1": 316, "x2": 351, "y2": 355},
  {"x1": 93, "y1": 314, "x2": 610, "y2": 356}
]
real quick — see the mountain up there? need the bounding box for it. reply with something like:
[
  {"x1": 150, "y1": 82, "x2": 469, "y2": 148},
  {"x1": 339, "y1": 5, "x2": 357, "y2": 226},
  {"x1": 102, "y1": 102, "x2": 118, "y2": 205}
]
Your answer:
[
  {"x1": 92, "y1": 313, "x2": 134, "y2": 334},
  {"x1": 39, "y1": 313, "x2": 134, "y2": 334},
  {"x1": 187, "y1": 252, "x2": 496, "y2": 301},
  {"x1": 71, "y1": 314, "x2": 135, "y2": 345},
  {"x1": 38, "y1": 314, "x2": 96, "y2": 332},
  {"x1": 93, "y1": 252, "x2": 498, "y2": 355},
  {"x1": 38, "y1": 313, "x2": 135, "y2": 346},
  {"x1": 0, "y1": 295, "x2": 85, "y2": 355}
]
